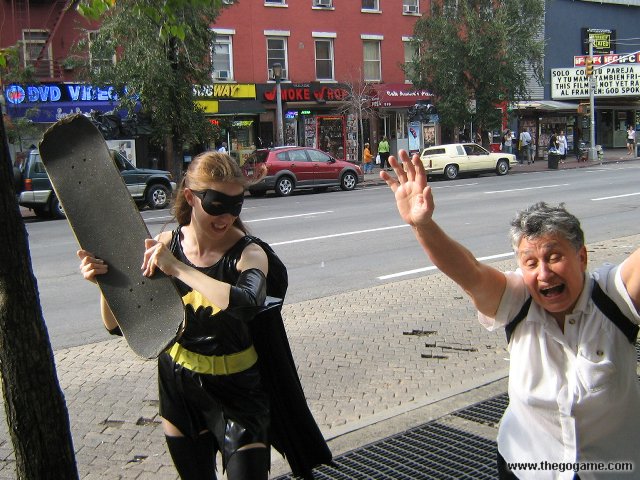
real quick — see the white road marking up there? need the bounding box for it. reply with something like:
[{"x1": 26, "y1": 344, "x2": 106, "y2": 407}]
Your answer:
[
  {"x1": 270, "y1": 224, "x2": 411, "y2": 246},
  {"x1": 484, "y1": 183, "x2": 569, "y2": 194},
  {"x1": 244, "y1": 210, "x2": 334, "y2": 223},
  {"x1": 378, "y1": 252, "x2": 514, "y2": 280},
  {"x1": 592, "y1": 192, "x2": 640, "y2": 201}
]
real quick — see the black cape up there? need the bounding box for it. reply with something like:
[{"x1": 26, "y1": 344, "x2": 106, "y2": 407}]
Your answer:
[{"x1": 248, "y1": 236, "x2": 332, "y2": 479}]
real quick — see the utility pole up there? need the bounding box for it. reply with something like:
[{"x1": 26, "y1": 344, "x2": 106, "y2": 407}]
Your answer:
[{"x1": 588, "y1": 37, "x2": 597, "y2": 162}]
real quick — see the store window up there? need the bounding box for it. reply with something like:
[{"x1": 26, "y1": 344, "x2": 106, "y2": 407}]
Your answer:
[
  {"x1": 314, "y1": 39, "x2": 334, "y2": 80},
  {"x1": 212, "y1": 33, "x2": 234, "y2": 81},
  {"x1": 266, "y1": 37, "x2": 288, "y2": 80},
  {"x1": 317, "y1": 115, "x2": 346, "y2": 160},
  {"x1": 22, "y1": 30, "x2": 52, "y2": 77},
  {"x1": 363, "y1": 39, "x2": 381, "y2": 81}
]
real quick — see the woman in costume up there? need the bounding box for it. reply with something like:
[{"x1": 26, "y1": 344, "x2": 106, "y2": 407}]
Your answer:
[{"x1": 79, "y1": 151, "x2": 330, "y2": 479}]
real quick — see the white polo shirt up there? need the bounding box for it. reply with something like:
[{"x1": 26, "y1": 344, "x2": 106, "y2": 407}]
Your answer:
[{"x1": 479, "y1": 262, "x2": 640, "y2": 480}]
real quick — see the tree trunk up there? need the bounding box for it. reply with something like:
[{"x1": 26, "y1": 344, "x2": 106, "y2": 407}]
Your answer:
[{"x1": 0, "y1": 114, "x2": 78, "y2": 479}]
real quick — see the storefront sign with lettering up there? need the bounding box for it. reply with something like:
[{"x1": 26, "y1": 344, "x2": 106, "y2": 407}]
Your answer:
[
  {"x1": 193, "y1": 84, "x2": 256, "y2": 99},
  {"x1": 257, "y1": 83, "x2": 349, "y2": 103},
  {"x1": 551, "y1": 65, "x2": 640, "y2": 99},
  {"x1": 574, "y1": 53, "x2": 639, "y2": 67},
  {"x1": 4, "y1": 83, "x2": 119, "y2": 105}
]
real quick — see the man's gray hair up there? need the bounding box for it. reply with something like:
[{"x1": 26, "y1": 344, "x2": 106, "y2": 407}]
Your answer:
[{"x1": 509, "y1": 202, "x2": 584, "y2": 251}]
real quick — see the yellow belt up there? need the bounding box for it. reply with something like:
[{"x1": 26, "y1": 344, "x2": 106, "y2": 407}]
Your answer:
[{"x1": 167, "y1": 343, "x2": 258, "y2": 375}]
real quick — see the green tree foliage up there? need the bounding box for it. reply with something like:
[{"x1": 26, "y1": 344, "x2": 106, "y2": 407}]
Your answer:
[
  {"x1": 74, "y1": 0, "x2": 228, "y2": 171},
  {"x1": 408, "y1": 0, "x2": 545, "y2": 134}
]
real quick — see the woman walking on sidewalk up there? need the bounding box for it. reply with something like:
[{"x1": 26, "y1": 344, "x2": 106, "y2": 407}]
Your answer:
[
  {"x1": 381, "y1": 150, "x2": 640, "y2": 480},
  {"x1": 78, "y1": 152, "x2": 330, "y2": 480},
  {"x1": 627, "y1": 125, "x2": 636, "y2": 156}
]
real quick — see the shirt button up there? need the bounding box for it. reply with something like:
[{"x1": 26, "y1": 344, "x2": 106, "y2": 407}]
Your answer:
[{"x1": 568, "y1": 319, "x2": 575, "y2": 325}]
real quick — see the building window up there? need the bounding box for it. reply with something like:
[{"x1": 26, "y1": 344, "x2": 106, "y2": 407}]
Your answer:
[
  {"x1": 315, "y1": 39, "x2": 334, "y2": 80},
  {"x1": 403, "y1": 39, "x2": 417, "y2": 82},
  {"x1": 22, "y1": 29, "x2": 52, "y2": 77},
  {"x1": 265, "y1": 0, "x2": 287, "y2": 5},
  {"x1": 403, "y1": 0, "x2": 419, "y2": 14},
  {"x1": 212, "y1": 34, "x2": 233, "y2": 81},
  {"x1": 267, "y1": 37, "x2": 288, "y2": 80},
  {"x1": 363, "y1": 40, "x2": 381, "y2": 81},
  {"x1": 88, "y1": 31, "x2": 115, "y2": 71},
  {"x1": 313, "y1": 0, "x2": 333, "y2": 7},
  {"x1": 362, "y1": 0, "x2": 379, "y2": 11}
]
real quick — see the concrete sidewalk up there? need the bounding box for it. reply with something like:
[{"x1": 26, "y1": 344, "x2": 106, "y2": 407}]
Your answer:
[{"x1": 0, "y1": 231, "x2": 638, "y2": 478}]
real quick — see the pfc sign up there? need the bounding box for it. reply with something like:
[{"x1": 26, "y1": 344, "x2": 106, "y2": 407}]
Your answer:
[{"x1": 551, "y1": 65, "x2": 640, "y2": 99}]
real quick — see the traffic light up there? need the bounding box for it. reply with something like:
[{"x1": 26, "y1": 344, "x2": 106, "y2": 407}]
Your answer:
[{"x1": 585, "y1": 57, "x2": 594, "y2": 77}]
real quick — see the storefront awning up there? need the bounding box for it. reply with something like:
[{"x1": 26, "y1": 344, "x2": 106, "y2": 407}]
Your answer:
[
  {"x1": 370, "y1": 83, "x2": 432, "y2": 108},
  {"x1": 510, "y1": 100, "x2": 580, "y2": 111},
  {"x1": 4, "y1": 101, "x2": 123, "y2": 123}
]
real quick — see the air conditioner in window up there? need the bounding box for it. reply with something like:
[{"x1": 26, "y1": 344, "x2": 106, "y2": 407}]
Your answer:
[
  {"x1": 214, "y1": 70, "x2": 230, "y2": 80},
  {"x1": 403, "y1": 4, "x2": 418, "y2": 14},
  {"x1": 315, "y1": 0, "x2": 332, "y2": 7},
  {"x1": 268, "y1": 68, "x2": 287, "y2": 80}
]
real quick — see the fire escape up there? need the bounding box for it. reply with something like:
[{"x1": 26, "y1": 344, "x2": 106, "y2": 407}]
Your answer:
[{"x1": 10, "y1": 0, "x2": 76, "y2": 81}]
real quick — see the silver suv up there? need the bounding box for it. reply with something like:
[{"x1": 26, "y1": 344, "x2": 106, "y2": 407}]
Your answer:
[{"x1": 15, "y1": 150, "x2": 176, "y2": 219}]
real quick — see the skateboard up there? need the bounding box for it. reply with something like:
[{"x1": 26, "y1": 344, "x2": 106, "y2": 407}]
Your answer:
[{"x1": 39, "y1": 114, "x2": 184, "y2": 359}]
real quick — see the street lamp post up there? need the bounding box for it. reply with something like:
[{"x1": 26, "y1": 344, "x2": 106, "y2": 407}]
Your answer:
[
  {"x1": 588, "y1": 38, "x2": 597, "y2": 162},
  {"x1": 272, "y1": 63, "x2": 284, "y2": 147}
]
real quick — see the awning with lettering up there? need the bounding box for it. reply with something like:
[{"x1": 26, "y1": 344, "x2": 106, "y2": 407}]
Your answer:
[
  {"x1": 4, "y1": 101, "x2": 123, "y2": 123},
  {"x1": 510, "y1": 100, "x2": 580, "y2": 111},
  {"x1": 370, "y1": 83, "x2": 432, "y2": 108}
]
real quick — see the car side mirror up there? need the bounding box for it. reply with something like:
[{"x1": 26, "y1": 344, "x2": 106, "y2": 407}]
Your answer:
[{"x1": 328, "y1": 158, "x2": 336, "y2": 163}]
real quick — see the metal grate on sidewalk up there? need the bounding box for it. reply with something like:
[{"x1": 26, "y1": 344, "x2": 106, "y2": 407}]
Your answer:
[
  {"x1": 451, "y1": 393, "x2": 509, "y2": 428},
  {"x1": 274, "y1": 422, "x2": 497, "y2": 480}
]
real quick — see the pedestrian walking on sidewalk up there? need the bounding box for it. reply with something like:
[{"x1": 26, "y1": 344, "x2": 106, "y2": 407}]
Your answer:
[
  {"x1": 556, "y1": 130, "x2": 568, "y2": 163},
  {"x1": 381, "y1": 150, "x2": 640, "y2": 480},
  {"x1": 362, "y1": 142, "x2": 374, "y2": 174},
  {"x1": 518, "y1": 129, "x2": 532, "y2": 164},
  {"x1": 377, "y1": 136, "x2": 391, "y2": 171},
  {"x1": 78, "y1": 151, "x2": 331, "y2": 480},
  {"x1": 627, "y1": 125, "x2": 636, "y2": 156}
]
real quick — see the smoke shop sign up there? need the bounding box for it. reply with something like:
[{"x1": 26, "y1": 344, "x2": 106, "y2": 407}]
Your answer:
[
  {"x1": 257, "y1": 83, "x2": 349, "y2": 103},
  {"x1": 551, "y1": 65, "x2": 640, "y2": 99}
]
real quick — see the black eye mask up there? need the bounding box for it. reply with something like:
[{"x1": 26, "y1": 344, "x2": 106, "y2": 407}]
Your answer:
[{"x1": 192, "y1": 189, "x2": 244, "y2": 216}]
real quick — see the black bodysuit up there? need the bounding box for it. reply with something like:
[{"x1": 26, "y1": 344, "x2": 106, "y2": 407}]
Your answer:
[{"x1": 158, "y1": 228, "x2": 269, "y2": 467}]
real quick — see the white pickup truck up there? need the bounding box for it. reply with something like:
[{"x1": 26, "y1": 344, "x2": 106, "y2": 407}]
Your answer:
[{"x1": 420, "y1": 143, "x2": 517, "y2": 180}]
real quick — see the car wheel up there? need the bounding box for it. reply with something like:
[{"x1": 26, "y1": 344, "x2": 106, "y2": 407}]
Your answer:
[
  {"x1": 496, "y1": 159, "x2": 509, "y2": 176},
  {"x1": 275, "y1": 176, "x2": 294, "y2": 197},
  {"x1": 248, "y1": 189, "x2": 267, "y2": 197},
  {"x1": 147, "y1": 184, "x2": 170, "y2": 209},
  {"x1": 340, "y1": 171, "x2": 357, "y2": 191},
  {"x1": 34, "y1": 207, "x2": 49, "y2": 219},
  {"x1": 50, "y1": 195, "x2": 66, "y2": 219},
  {"x1": 444, "y1": 164, "x2": 459, "y2": 180}
]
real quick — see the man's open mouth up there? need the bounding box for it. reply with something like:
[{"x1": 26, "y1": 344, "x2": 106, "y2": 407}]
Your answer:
[{"x1": 540, "y1": 284, "x2": 565, "y2": 297}]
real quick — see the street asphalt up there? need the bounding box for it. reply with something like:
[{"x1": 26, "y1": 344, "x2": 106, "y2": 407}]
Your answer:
[{"x1": 3, "y1": 148, "x2": 639, "y2": 479}]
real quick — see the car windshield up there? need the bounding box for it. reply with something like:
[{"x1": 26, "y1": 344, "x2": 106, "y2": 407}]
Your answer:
[{"x1": 111, "y1": 151, "x2": 136, "y2": 171}]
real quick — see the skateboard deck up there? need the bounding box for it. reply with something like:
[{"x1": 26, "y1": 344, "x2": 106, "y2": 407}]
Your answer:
[{"x1": 39, "y1": 114, "x2": 184, "y2": 359}]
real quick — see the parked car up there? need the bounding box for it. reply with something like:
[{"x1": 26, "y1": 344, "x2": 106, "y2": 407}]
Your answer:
[
  {"x1": 15, "y1": 149, "x2": 177, "y2": 219},
  {"x1": 243, "y1": 146, "x2": 364, "y2": 197},
  {"x1": 419, "y1": 143, "x2": 517, "y2": 180}
]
